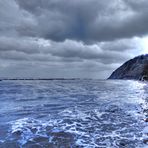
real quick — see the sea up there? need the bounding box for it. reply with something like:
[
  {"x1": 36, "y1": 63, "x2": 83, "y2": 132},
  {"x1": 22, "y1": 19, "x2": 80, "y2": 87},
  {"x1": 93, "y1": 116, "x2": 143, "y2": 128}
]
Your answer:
[{"x1": 0, "y1": 79, "x2": 148, "y2": 148}]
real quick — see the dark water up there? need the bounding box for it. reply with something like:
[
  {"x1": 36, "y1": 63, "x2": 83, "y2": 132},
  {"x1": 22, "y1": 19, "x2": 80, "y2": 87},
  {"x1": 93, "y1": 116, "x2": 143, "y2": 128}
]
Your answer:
[{"x1": 0, "y1": 79, "x2": 148, "y2": 148}]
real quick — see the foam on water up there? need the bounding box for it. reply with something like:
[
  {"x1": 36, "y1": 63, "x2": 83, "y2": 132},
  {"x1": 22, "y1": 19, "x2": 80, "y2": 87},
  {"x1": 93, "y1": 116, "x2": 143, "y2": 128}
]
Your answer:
[
  {"x1": 7, "y1": 106, "x2": 146, "y2": 147},
  {"x1": 0, "y1": 80, "x2": 148, "y2": 147}
]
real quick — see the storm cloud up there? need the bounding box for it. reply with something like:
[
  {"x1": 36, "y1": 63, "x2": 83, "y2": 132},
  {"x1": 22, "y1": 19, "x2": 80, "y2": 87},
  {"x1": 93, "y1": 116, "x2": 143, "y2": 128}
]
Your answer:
[{"x1": 0, "y1": 0, "x2": 147, "y2": 78}]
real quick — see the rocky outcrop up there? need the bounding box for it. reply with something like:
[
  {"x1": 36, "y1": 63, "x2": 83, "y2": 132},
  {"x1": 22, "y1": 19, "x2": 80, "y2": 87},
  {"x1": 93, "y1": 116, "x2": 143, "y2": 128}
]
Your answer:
[{"x1": 108, "y1": 54, "x2": 148, "y2": 80}]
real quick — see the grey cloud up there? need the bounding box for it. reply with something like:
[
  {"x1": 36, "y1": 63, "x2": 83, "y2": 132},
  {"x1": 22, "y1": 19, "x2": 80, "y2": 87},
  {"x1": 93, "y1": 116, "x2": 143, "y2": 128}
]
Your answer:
[
  {"x1": 1, "y1": 0, "x2": 148, "y2": 43},
  {"x1": 0, "y1": 37, "x2": 47, "y2": 54},
  {"x1": 12, "y1": 0, "x2": 148, "y2": 43},
  {"x1": 124, "y1": 0, "x2": 148, "y2": 11},
  {"x1": 49, "y1": 40, "x2": 129, "y2": 64},
  {"x1": 2, "y1": 0, "x2": 148, "y2": 43},
  {"x1": 0, "y1": 58, "x2": 117, "y2": 79},
  {"x1": 0, "y1": 0, "x2": 147, "y2": 78},
  {"x1": 0, "y1": 0, "x2": 36, "y2": 38},
  {"x1": 0, "y1": 36, "x2": 131, "y2": 65},
  {"x1": 100, "y1": 39, "x2": 138, "y2": 51}
]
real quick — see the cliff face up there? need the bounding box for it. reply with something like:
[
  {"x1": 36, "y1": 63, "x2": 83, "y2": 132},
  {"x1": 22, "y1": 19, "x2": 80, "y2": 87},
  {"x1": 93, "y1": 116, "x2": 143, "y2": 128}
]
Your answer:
[{"x1": 108, "y1": 54, "x2": 148, "y2": 80}]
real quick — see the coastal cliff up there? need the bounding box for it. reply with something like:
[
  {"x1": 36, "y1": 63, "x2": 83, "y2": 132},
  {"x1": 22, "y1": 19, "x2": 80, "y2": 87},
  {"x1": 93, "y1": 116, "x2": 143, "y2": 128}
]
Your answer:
[{"x1": 108, "y1": 54, "x2": 148, "y2": 80}]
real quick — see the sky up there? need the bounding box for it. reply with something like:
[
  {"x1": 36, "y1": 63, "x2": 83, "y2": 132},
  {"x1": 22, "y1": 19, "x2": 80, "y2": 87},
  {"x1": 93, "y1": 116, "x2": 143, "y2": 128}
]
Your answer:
[{"x1": 0, "y1": 0, "x2": 148, "y2": 79}]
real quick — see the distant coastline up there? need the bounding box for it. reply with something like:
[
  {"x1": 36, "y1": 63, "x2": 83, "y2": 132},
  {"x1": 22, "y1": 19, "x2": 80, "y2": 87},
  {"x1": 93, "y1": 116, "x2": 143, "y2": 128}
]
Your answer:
[{"x1": 0, "y1": 78, "x2": 81, "y2": 81}]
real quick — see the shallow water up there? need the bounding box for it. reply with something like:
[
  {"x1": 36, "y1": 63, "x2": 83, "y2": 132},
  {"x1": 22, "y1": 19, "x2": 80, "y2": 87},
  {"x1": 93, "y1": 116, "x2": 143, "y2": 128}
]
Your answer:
[{"x1": 0, "y1": 79, "x2": 148, "y2": 148}]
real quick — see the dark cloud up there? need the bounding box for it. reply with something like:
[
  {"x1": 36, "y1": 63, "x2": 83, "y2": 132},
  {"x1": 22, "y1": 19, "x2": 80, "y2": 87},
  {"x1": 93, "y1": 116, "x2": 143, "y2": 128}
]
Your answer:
[
  {"x1": 12, "y1": 0, "x2": 148, "y2": 43},
  {"x1": 0, "y1": 37, "x2": 130, "y2": 64},
  {"x1": 0, "y1": 0, "x2": 147, "y2": 78}
]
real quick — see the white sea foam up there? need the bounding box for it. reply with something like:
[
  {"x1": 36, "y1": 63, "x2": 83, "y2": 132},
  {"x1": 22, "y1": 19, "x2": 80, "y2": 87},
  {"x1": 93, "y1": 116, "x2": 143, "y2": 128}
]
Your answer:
[{"x1": 0, "y1": 80, "x2": 147, "y2": 147}]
